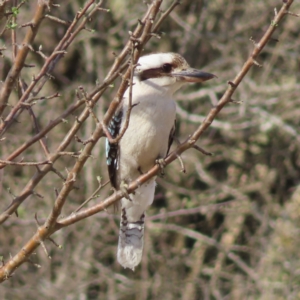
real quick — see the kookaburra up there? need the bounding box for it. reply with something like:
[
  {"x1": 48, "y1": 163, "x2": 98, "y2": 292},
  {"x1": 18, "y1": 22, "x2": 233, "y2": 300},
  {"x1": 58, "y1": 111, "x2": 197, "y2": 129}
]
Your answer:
[{"x1": 106, "y1": 52, "x2": 215, "y2": 270}]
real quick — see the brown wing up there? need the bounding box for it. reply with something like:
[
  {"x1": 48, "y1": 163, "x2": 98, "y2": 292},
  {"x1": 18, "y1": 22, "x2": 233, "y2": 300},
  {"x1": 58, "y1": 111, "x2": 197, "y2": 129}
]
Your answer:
[{"x1": 166, "y1": 120, "x2": 176, "y2": 156}]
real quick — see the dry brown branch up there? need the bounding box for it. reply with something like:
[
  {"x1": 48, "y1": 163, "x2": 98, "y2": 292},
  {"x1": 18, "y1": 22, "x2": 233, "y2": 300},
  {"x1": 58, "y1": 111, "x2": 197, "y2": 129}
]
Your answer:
[
  {"x1": 45, "y1": 14, "x2": 71, "y2": 26},
  {"x1": 0, "y1": 159, "x2": 51, "y2": 166},
  {"x1": 0, "y1": 0, "x2": 52, "y2": 116},
  {"x1": 74, "y1": 178, "x2": 110, "y2": 213},
  {"x1": 26, "y1": 106, "x2": 50, "y2": 157}
]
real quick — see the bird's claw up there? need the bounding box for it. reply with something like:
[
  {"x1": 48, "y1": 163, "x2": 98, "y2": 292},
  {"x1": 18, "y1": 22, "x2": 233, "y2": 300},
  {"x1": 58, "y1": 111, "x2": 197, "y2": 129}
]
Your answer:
[
  {"x1": 120, "y1": 181, "x2": 132, "y2": 201},
  {"x1": 156, "y1": 158, "x2": 166, "y2": 176}
]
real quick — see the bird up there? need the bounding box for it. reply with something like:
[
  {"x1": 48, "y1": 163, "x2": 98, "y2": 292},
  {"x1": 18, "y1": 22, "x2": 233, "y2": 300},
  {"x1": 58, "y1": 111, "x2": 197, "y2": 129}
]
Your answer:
[{"x1": 106, "y1": 52, "x2": 216, "y2": 270}]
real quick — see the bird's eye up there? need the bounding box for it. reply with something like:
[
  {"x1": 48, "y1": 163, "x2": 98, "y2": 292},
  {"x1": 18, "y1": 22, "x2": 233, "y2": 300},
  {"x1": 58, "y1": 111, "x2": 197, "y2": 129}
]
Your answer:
[{"x1": 162, "y1": 63, "x2": 172, "y2": 73}]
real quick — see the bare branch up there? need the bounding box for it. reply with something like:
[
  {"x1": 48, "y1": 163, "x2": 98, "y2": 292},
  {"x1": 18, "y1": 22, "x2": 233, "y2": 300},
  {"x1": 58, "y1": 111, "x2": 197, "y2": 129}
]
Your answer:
[
  {"x1": 73, "y1": 178, "x2": 110, "y2": 213},
  {"x1": 0, "y1": 0, "x2": 52, "y2": 116},
  {"x1": 45, "y1": 14, "x2": 71, "y2": 26},
  {"x1": 0, "y1": 159, "x2": 51, "y2": 166}
]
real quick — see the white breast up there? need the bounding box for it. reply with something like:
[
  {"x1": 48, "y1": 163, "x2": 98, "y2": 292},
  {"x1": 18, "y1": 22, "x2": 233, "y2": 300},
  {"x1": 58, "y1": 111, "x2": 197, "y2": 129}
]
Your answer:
[{"x1": 119, "y1": 82, "x2": 176, "y2": 182}]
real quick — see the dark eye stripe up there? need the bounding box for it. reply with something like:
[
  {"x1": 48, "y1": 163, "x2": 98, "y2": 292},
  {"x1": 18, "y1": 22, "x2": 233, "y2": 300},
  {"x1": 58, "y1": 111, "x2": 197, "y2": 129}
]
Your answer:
[{"x1": 139, "y1": 65, "x2": 174, "y2": 81}]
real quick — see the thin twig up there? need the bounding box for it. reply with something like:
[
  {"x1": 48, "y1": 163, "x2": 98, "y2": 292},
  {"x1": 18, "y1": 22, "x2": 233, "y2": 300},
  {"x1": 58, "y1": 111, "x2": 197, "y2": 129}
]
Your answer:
[
  {"x1": 26, "y1": 106, "x2": 50, "y2": 158},
  {"x1": 34, "y1": 214, "x2": 51, "y2": 259},
  {"x1": 175, "y1": 153, "x2": 186, "y2": 173},
  {"x1": 74, "y1": 179, "x2": 110, "y2": 213},
  {"x1": 193, "y1": 145, "x2": 213, "y2": 156},
  {"x1": 0, "y1": 159, "x2": 51, "y2": 166},
  {"x1": 79, "y1": 86, "x2": 99, "y2": 124},
  {"x1": 45, "y1": 14, "x2": 71, "y2": 26}
]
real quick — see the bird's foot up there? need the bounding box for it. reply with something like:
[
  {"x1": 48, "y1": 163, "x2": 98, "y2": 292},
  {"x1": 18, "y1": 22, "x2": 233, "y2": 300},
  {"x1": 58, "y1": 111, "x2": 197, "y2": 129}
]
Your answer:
[
  {"x1": 155, "y1": 158, "x2": 166, "y2": 176},
  {"x1": 120, "y1": 181, "x2": 132, "y2": 201}
]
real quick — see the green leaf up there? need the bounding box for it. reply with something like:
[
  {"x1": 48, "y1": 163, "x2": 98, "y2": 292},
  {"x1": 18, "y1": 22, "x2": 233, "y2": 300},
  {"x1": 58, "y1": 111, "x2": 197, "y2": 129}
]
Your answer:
[{"x1": 11, "y1": 7, "x2": 19, "y2": 16}]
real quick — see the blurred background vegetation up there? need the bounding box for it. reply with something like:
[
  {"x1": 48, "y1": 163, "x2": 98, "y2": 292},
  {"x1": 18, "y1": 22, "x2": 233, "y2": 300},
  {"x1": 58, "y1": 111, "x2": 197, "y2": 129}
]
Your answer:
[{"x1": 1, "y1": 0, "x2": 300, "y2": 299}]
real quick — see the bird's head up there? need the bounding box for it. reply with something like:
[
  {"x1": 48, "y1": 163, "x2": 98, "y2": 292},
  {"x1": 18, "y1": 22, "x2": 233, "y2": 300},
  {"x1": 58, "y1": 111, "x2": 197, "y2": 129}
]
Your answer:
[{"x1": 134, "y1": 53, "x2": 216, "y2": 95}]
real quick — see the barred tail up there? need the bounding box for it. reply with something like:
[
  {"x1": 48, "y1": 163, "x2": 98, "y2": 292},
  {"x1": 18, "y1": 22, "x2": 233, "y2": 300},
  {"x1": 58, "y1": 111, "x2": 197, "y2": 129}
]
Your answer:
[{"x1": 117, "y1": 208, "x2": 145, "y2": 271}]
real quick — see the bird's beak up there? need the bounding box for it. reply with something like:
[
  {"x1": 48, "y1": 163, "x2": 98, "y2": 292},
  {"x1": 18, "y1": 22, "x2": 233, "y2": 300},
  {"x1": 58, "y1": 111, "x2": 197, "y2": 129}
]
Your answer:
[{"x1": 172, "y1": 68, "x2": 217, "y2": 83}]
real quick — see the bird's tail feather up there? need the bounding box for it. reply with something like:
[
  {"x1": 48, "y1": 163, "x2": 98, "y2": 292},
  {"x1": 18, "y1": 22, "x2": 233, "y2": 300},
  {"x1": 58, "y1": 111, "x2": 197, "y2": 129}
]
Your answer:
[{"x1": 117, "y1": 208, "x2": 145, "y2": 271}]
